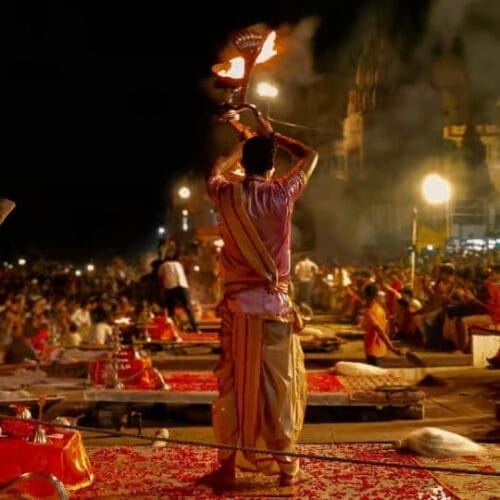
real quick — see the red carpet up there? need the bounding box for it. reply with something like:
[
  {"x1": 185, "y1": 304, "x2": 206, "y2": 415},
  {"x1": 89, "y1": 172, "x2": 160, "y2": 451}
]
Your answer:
[
  {"x1": 179, "y1": 332, "x2": 219, "y2": 342},
  {"x1": 159, "y1": 372, "x2": 424, "y2": 406},
  {"x1": 71, "y1": 443, "x2": 499, "y2": 499},
  {"x1": 163, "y1": 371, "x2": 347, "y2": 393}
]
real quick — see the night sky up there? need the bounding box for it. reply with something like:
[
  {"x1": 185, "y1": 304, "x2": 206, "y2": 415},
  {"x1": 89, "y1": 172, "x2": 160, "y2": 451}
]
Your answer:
[{"x1": 4, "y1": 0, "x2": 415, "y2": 262}]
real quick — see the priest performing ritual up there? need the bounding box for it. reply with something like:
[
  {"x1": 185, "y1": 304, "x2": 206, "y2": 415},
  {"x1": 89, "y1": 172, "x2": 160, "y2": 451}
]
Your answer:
[{"x1": 205, "y1": 27, "x2": 319, "y2": 490}]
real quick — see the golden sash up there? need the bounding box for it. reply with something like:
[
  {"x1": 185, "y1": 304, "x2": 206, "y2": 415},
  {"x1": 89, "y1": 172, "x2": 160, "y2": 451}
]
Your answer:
[
  {"x1": 219, "y1": 182, "x2": 279, "y2": 288},
  {"x1": 218, "y1": 182, "x2": 303, "y2": 331}
]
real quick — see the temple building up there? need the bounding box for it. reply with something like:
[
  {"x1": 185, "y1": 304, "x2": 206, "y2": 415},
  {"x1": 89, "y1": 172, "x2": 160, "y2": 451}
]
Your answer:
[{"x1": 311, "y1": 4, "x2": 500, "y2": 259}]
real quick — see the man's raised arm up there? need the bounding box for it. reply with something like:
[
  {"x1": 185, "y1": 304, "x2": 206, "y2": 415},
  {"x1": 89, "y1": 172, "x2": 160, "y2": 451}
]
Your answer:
[{"x1": 273, "y1": 132, "x2": 318, "y2": 182}]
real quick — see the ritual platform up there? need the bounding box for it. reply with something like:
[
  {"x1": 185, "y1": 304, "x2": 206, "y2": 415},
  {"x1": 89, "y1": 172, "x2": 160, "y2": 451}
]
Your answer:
[
  {"x1": 470, "y1": 325, "x2": 500, "y2": 368},
  {"x1": 83, "y1": 370, "x2": 425, "y2": 425},
  {"x1": 4, "y1": 442, "x2": 494, "y2": 499}
]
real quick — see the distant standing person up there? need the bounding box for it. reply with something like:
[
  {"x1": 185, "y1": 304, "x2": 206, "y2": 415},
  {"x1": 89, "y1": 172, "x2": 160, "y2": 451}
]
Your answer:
[
  {"x1": 158, "y1": 252, "x2": 200, "y2": 333},
  {"x1": 362, "y1": 283, "x2": 402, "y2": 366},
  {"x1": 294, "y1": 255, "x2": 319, "y2": 306}
]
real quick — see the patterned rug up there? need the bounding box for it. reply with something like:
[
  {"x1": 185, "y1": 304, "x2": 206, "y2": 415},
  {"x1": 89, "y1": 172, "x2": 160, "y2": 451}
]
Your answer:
[{"x1": 71, "y1": 443, "x2": 500, "y2": 499}]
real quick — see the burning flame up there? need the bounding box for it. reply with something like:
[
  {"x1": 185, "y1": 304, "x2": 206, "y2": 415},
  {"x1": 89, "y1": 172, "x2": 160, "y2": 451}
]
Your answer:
[
  {"x1": 255, "y1": 31, "x2": 277, "y2": 64},
  {"x1": 213, "y1": 30, "x2": 277, "y2": 89},
  {"x1": 214, "y1": 57, "x2": 245, "y2": 79}
]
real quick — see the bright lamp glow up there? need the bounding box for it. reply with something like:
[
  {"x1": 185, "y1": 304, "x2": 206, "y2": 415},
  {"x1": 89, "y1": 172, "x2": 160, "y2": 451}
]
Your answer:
[
  {"x1": 178, "y1": 186, "x2": 191, "y2": 200},
  {"x1": 257, "y1": 81, "x2": 278, "y2": 98},
  {"x1": 422, "y1": 174, "x2": 451, "y2": 204},
  {"x1": 18, "y1": 258, "x2": 26, "y2": 266}
]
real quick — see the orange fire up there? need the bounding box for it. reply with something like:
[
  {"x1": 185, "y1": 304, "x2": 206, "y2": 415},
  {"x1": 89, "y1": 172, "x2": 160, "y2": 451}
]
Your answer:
[
  {"x1": 255, "y1": 31, "x2": 277, "y2": 64},
  {"x1": 213, "y1": 30, "x2": 277, "y2": 84},
  {"x1": 213, "y1": 57, "x2": 246, "y2": 80}
]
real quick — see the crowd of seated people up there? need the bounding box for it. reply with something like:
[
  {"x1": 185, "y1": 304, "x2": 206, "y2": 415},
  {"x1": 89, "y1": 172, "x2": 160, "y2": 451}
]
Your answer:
[
  {"x1": 291, "y1": 252, "x2": 499, "y2": 354},
  {"x1": 0, "y1": 254, "x2": 206, "y2": 363},
  {"x1": 1, "y1": 249, "x2": 498, "y2": 361},
  {"x1": 410, "y1": 262, "x2": 499, "y2": 352}
]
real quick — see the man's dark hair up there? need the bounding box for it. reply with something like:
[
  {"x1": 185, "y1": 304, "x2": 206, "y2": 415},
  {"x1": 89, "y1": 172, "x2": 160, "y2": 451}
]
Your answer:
[
  {"x1": 397, "y1": 297, "x2": 410, "y2": 308},
  {"x1": 440, "y1": 262, "x2": 455, "y2": 275},
  {"x1": 242, "y1": 136, "x2": 275, "y2": 176},
  {"x1": 363, "y1": 283, "x2": 379, "y2": 300}
]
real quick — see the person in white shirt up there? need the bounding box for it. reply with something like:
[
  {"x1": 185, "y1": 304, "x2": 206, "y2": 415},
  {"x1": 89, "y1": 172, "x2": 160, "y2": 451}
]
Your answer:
[
  {"x1": 87, "y1": 307, "x2": 113, "y2": 345},
  {"x1": 158, "y1": 254, "x2": 200, "y2": 333},
  {"x1": 294, "y1": 255, "x2": 319, "y2": 306},
  {"x1": 70, "y1": 299, "x2": 93, "y2": 336}
]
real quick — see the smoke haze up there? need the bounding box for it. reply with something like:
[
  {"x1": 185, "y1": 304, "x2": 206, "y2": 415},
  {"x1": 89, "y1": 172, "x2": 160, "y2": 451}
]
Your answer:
[{"x1": 205, "y1": 0, "x2": 499, "y2": 263}]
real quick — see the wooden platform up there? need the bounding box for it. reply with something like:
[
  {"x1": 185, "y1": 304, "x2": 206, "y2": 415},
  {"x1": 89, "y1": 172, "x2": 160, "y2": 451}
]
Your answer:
[
  {"x1": 470, "y1": 326, "x2": 500, "y2": 368},
  {"x1": 83, "y1": 371, "x2": 425, "y2": 421}
]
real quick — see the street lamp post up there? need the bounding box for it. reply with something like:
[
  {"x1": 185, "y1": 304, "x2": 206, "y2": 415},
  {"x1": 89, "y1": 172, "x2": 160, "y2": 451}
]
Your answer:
[
  {"x1": 410, "y1": 174, "x2": 452, "y2": 289},
  {"x1": 410, "y1": 206, "x2": 418, "y2": 290}
]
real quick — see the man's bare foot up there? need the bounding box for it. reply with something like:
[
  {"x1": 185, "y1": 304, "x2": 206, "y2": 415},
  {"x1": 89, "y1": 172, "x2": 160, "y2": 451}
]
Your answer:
[
  {"x1": 197, "y1": 467, "x2": 236, "y2": 492},
  {"x1": 279, "y1": 469, "x2": 307, "y2": 487}
]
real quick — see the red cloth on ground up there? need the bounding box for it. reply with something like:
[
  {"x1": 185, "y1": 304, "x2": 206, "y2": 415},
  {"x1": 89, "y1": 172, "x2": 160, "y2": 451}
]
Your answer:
[{"x1": 0, "y1": 420, "x2": 93, "y2": 495}]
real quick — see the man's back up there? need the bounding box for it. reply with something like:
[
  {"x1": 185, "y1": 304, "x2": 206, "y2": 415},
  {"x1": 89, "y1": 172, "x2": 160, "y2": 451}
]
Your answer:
[
  {"x1": 158, "y1": 260, "x2": 188, "y2": 289},
  {"x1": 209, "y1": 171, "x2": 305, "y2": 288},
  {"x1": 294, "y1": 257, "x2": 318, "y2": 282}
]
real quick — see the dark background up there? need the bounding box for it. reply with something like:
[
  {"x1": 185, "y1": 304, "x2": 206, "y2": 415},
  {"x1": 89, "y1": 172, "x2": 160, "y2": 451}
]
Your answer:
[{"x1": 3, "y1": 0, "x2": 400, "y2": 261}]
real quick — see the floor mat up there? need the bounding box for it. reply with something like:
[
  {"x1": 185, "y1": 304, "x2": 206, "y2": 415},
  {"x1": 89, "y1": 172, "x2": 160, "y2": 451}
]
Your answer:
[
  {"x1": 162, "y1": 371, "x2": 347, "y2": 393},
  {"x1": 72, "y1": 443, "x2": 500, "y2": 499}
]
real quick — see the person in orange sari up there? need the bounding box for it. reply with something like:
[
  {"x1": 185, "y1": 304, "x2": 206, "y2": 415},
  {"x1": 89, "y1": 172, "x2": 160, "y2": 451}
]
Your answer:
[
  {"x1": 362, "y1": 283, "x2": 402, "y2": 366},
  {"x1": 204, "y1": 108, "x2": 318, "y2": 489}
]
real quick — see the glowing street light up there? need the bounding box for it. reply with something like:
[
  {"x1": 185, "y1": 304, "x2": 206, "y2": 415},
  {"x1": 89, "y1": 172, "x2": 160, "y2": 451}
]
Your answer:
[
  {"x1": 411, "y1": 174, "x2": 452, "y2": 288},
  {"x1": 178, "y1": 186, "x2": 191, "y2": 200},
  {"x1": 157, "y1": 226, "x2": 166, "y2": 237},
  {"x1": 181, "y1": 209, "x2": 189, "y2": 232},
  {"x1": 422, "y1": 174, "x2": 451, "y2": 205},
  {"x1": 18, "y1": 258, "x2": 26, "y2": 266},
  {"x1": 86, "y1": 263, "x2": 95, "y2": 273},
  {"x1": 257, "y1": 81, "x2": 278, "y2": 98},
  {"x1": 422, "y1": 173, "x2": 451, "y2": 239}
]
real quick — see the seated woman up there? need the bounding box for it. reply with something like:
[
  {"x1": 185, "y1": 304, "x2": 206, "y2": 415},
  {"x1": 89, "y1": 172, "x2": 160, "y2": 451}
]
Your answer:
[
  {"x1": 394, "y1": 288, "x2": 422, "y2": 343},
  {"x1": 338, "y1": 285, "x2": 362, "y2": 325},
  {"x1": 3, "y1": 324, "x2": 39, "y2": 364},
  {"x1": 441, "y1": 267, "x2": 485, "y2": 352},
  {"x1": 458, "y1": 264, "x2": 500, "y2": 351},
  {"x1": 413, "y1": 263, "x2": 457, "y2": 349}
]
